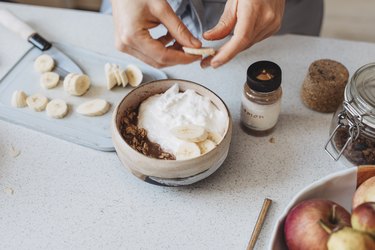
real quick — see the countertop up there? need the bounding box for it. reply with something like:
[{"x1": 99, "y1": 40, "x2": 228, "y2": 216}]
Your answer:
[{"x1": 1, "y1": 3, "x2": 375, "y2": 250}]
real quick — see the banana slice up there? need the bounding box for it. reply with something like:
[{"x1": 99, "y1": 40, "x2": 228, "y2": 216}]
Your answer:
[
  {"x1": 176, "y1": 142, "x2": 201, "y2": 160},
  {"x1": 76, "y1": 99, "x2": 110, "y2": 116},
  {"x1": 11, "y1": 90, "x2": 27, "y2": 108},
  {"x1": 207, "y1": 132, "x2": 223, "y2": 145},
  {"x1": 26, "y1": 94, "x2": 48, "y2": 112},
  {"x1": 63, "y1": 73, "x2": 90, "y2": 96},
  {"x1": 46, "y1": 99, "x2": 68, "y2": 119},
  {"x1": 34, "y1": 54, "x2": 55, "y2": 73},
  {"x1": 126, "y1": 64, "x2": 143, "y2": 87},
  {"x1": 118, "y1": 68, "x2": 129, "y2": 87},
  {"x1": 182, "y1": 47, "x2": 216, "y2": 56},
  {"x1": 197, "y1": 139, "x2": 217, "y2": 155},
  {"x1": 40, "y1": 72, "x2": 60, "y2": 89},
  {"x1": 105, "y1": 63, "x2": 117, "y2": 90},
  {"x1": 112, "y1": 64, "x2": 122, "y2": 86},
  {"x1": 171, "y1": 124, "x2": 208, "y2": 143}
]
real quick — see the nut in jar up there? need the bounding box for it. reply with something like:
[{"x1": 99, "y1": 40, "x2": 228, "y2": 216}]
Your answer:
[{"x1": 325, "y1": 63, "x2": 375, "y2": 166}]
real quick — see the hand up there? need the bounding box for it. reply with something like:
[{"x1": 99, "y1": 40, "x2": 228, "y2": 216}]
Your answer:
[
  {"x1": 202, "y1": 0, "x2": 285, "y2": 68},
  {"x1": 111, "y1": 0, "x2": 202, "y2": 68}
]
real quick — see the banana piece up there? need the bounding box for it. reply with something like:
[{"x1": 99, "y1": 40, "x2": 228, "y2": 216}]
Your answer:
[
  {"x1": 197, "y1": 139, "x2": 217, "y2": 155},
  {"x1": 182, "y1": 47, "x2": 216, "y2": 56},
  {"x1": 118, "y1": 68, "x2": 129, "y2": 87},
  {"x1": 34, "y1": 54, "x2": 55, "y2": 73},
  {"x1": 126, "y1": 64, "x2": 143, "y2": 87},
  {"x1": 46, "y1": 99, "x2": 68, "y2": 119},
  {"x1": 40, "y1": 72, "x2": 60, "y2": 89},
  {"x1": 171, "y1": 124, "x2": 208, "y2": 143},
  {"x1": 76, "y1": 99, "x2": 110, "y2": 116},
  {"x1": 105, "y1": 63, "x2": 117, "y2": 90},
  {"x1": 175, "y1": 142, "x2": 201, "y2": 160},
  {"x1": 11, "y1": 90, "x2": 27, "y2": 108},
  {"x1": 207, "y1": 131, "x2": 223, "y2": 145},
  {"x1": 63, "y1": 73, "x2": 90, "y2": 96},
  {"x1": 112, "y1": 64, "x2": 122, "y2": 86},
  {"x1": 26, "y1": 94, "x2": 48, "y2": 112}
]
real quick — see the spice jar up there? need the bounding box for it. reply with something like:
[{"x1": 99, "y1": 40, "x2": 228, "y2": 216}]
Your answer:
[
  {"x1": 325, "y1": 63, "x2": 375, "y2": 166},
  {"x1": 241, "y1": 61, "x2": 282, "y2": 136}
]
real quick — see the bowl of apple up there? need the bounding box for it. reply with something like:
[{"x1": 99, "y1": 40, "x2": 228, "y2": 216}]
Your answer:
[{"x1": 270, "y1": 165, "x2": 375, "y2": 250}]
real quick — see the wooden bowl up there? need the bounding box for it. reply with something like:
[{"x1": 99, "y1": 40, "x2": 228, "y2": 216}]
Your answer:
[{"x1": 111, "y1": 79, "x2": 232, "y2": 186}]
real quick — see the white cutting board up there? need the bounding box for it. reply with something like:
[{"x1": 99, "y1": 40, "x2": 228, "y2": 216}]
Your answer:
[{"x1": 0, "y1": 42, "x2": 167, "y2": 151}]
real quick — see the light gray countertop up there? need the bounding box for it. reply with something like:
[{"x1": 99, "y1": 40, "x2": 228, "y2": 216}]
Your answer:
[{"x1": 1, "y1": 3, "x2": 375, "y2": 250}]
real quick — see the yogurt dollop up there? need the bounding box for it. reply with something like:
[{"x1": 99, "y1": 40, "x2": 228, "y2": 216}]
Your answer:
[{"x1": 138, "y1": 84, "x2": 228, "y2": 155}]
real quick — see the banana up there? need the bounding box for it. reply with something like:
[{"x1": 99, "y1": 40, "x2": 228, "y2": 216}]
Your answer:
[
  {"x1": 40, "y1": 72, "x2": 60, "y2": 89},
  {"x1": 34, "y1": 54, "x2": 55, "y2": 73},
  {"x1": 46, "y1": 99, "x2": 68, "y2": 119},
  {"x1": 175, "y1": 142, "x2": 201, "y2": 160},
  {"x1": 182, "y1": 47, "x2": 216, "y2": 56},
  {"x1": 207, "y1": 131, "x2": 223, "y2": 145},
  {"x1": 197, "y1": 139, "x2": 217, "y2": 155},
  {"x1": 76, "y1": 99, "x2": 110, "y2": 116},
  {"x1": 63, "y1": 73, "x2": 90, "y2": 96},
  {"x1": 26, "y1": 93, "x2": 48, "y2": 112},
  {"x1": 171, "y1": 124, "x2": 208, "y2": 143},
  {"x1": 11, "y1": 90, "x2": 27, "y2": 108},
  {"x1": 105, "y1": 63, "x2": 117, "y2": 90},
  {"x1": 126, "y1": 64, "x2": 143, "y2": 87},
  {"x1": 112, "y1": 64, "x2": 122, "y2": 86},
  {"x1": 118, "y1": 68, "x2": 128, "y2": 87}
]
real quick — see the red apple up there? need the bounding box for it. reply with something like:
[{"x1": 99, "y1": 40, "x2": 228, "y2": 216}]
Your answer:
[
  {"x1": 284, "y1": 199, "x2": 351, "y2": 250},
  {"x1": 351, "y1": 202, "x2": 375, "y2": 237},
  {"x1": 353, "y1": 176, "x2": 375, "y2": 209}
]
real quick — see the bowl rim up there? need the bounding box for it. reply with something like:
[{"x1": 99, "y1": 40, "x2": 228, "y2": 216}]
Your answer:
[{"x1": 112, "y1": 78, "x2": 233, "y2": 162}]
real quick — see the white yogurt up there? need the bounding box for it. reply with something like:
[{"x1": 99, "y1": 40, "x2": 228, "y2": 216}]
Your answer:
[{"x1": 138, "y1": 84, "x2": 228, "y2": 155}]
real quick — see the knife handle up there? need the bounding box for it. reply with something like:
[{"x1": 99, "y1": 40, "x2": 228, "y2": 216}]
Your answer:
[{"x1": 0, "y1": 9, "x2": 35, "y2": 40}]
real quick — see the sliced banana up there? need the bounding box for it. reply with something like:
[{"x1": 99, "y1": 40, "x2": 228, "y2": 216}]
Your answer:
[
  {"x1": 46, "y1": 99, "x2": 68, "y2": 119},
  {"x1": 105, "y1": 63, "x2": 117, "y2": 90},
  {"x1": 34, "y1": 54, "x2": 55, "y2": 73},
  {"x1": 112, "y1": 64, "x2": 122, "y2": 86},
  {"x1": 175, "y1": 142, "x2": 201, "y2": 160},
  {"x1": 11, "y1": 90, "x2": 27, "y2": 108},
  {"x1": 182, "y1": 47, "x2": 216, "y2": 56},
  {"x1": 171, "y1": 124, "x2": 208, "y2": 143},
  {"x1": 197, "y1": 139, "x2": 217, "y2": 155},
  {"x1": 26, "y1": 93, "x2": 48, "y2": 112},
  {"x1": 126, "y1": 64, "x2": 143, "y2": 87},
  {"x1": 118, "y1": 68, "x2": 128, "y2": 87},
  {"x1": 207, "y1": 131, "x2": 223, "y2": 145},
  {"x1": 40, "y1": 72, "x2": 60, "y2": 89},
  {"x1": 76, "y1": 99, "x2": 110, "y2": 116},
  {"x1": 63, "y1": 73, "x2": 90, "y2": 96}
]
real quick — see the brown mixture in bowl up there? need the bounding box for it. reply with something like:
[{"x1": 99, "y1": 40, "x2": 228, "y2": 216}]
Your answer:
[{"x1": 119, "y1": 108, "x2": 175, "y2": 160}]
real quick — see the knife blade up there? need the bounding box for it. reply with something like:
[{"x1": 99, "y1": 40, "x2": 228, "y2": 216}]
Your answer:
[{"x1": 0, "y1": 9, "x2": 83, "y2": 77}]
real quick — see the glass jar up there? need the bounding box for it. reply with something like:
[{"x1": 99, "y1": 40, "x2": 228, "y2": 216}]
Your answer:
[
  {"x1": 240, "y1": 61, "x2": 282, "y2": 136},
  {"x1": 325, "y1": 63, "x2": 375, "y2": 166}
]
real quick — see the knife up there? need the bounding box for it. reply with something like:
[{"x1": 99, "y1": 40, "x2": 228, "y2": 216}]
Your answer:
[{"x1": 0, "y1": 9, "x2": 83, "y2": 77}]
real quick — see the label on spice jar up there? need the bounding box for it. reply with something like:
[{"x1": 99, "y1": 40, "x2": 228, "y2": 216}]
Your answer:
[{"x1": 241, "y1": 93, "x2": 281, "y2": 131}]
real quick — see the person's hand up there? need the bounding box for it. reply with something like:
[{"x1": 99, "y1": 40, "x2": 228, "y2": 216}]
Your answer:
[
  {"x1": 202, "y1": 0, "x2": 285, "y2": 68},
  {"x1": 111, "y1": 0, "x2": 202, "y2": 68}
]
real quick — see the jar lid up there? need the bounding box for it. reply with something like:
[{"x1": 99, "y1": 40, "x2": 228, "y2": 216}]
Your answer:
[
  {"x1": 345, "y1": 63, "x2": 375, "y2": 129},
  {"x1": 246, "y1": 61, "x2": 282, "y2": 92}
]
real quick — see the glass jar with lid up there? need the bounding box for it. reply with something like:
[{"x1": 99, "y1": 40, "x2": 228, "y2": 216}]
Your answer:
[{"x1": 325, "y1": 63, "x2": 375, "y2": 166}]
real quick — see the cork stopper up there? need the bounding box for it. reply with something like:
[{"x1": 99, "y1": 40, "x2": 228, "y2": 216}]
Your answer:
[{"x1": 301, "y1": 59, "x2": 349, "y2": 113}]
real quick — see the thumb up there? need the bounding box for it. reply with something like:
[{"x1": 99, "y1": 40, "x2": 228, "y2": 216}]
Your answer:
[
  {"x1": 158, "y1": 2, "x2": 201, "y2": 48},
  {"x1": 203, "y1": 0, "x2": 237, "y2": 41}
]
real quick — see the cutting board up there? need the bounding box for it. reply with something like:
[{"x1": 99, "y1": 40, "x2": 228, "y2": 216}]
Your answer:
[{"x1": 0, "y1": 42, "x2": 167, "y2": 151}]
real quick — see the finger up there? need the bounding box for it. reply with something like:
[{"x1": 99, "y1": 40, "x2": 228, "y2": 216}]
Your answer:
[
  {"x1": 200, "y1": 56, "x2": 213, "y2": 69},
  {"x1": 203, "y1": 0, "x2": 237, "y2": 41},
  {"x1": 154, "y1": 2, "x2": 201, "y2": 48},
  {"x1": 120, "y1": 45, "x2": 165, "y2": 68},
  {"x1": 211, "y1": 7, "x2": 258, "y2": 68},
  {"x1": 157, "y1": 32, "x2": 174, "y2": 46},
  {"x1": 136, "y1": 34, "x2": 200, "y2": 66}
]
